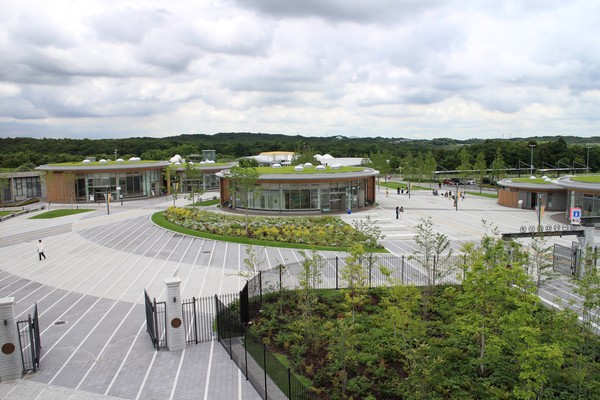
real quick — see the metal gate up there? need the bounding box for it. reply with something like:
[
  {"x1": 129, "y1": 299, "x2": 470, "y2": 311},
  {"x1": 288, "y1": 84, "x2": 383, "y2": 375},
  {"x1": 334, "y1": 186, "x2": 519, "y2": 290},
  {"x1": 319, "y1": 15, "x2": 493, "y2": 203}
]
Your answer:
[
  {"x1": 553, "y1": 243, "x2": 578, "y2": 276},
  {"x1": 144, "y1": 290, "x2": 167, "y2": 350},
  {"x1": 16, "y1": 303, "x2": 41, "y2": 373}
]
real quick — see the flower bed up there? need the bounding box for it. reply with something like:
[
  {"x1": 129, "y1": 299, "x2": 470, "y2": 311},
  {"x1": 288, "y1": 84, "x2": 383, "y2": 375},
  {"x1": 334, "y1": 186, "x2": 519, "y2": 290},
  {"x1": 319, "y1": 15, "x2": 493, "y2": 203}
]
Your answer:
[{"x1": 163, "y1": 207, "x2": 382, "y2": 248}]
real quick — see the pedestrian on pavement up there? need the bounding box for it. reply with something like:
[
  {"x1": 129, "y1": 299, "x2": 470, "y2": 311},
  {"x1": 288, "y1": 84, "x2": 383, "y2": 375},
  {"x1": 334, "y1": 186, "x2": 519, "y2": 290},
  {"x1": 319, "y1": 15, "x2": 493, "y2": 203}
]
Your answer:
[
  {"x1": 37, "y1": 239, "x2": 46, "y2": 261},
  {"x1": 386, "y1": 188, "x2": 389, "y2": 197},
  {"x1": 399, "y1": 206, "x2": 404, "y2": 218},
  {"x1": 396, "y1": 206, "x2": 399, "y2": 219},
  {"x1": 397, "y1": 187, "x2": 400, "y2": 195}
]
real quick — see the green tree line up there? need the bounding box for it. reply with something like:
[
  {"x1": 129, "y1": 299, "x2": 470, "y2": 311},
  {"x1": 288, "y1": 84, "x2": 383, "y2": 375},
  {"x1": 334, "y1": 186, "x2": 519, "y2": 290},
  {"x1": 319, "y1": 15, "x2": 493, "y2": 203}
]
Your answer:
[{"x1": 1, "y1": 133, "x2": 599, "y2": 175}]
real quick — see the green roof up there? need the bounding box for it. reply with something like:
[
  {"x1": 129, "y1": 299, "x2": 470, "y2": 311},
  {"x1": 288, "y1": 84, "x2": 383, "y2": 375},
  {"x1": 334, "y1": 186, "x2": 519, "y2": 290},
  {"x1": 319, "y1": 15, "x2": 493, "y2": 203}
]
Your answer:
[
  {"x1": 510, "y1": 178, "x2": 553, "y2": 184},
  {"x1": 570, "y1": 175, "x2": 600, "y2": 183},
  {"x1": 256, "y1": 165, "x2": 365, "y2": 174}
]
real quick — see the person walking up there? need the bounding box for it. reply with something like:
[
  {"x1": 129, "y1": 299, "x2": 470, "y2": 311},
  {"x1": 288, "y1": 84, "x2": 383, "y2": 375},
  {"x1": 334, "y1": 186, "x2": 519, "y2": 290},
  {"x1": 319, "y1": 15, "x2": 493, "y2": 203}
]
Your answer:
[
  {"x1": 37, "y1": 239, "x2": 46, "y2": 261},
  {"x1": 396, "y1": 206, "x2": 399, "y2": 219}
]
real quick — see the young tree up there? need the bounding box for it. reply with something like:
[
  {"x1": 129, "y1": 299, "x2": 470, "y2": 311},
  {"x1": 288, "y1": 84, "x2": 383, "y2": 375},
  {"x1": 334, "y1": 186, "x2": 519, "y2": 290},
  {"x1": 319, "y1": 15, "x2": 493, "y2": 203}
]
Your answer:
[
  {"x1": 423, "y1": 151, "x2": 437, "y2": 188},
  {"x1": 0, "y1": 175, "x2": 8, "y2": 210},
  {"x1": 473, "y1": 151, "x2": 487, "y2": 193},
  {"x1": 341, "y1": 243, "x2": 370, "y2": 321},
  {"x1": 184, "y1": 163, "x2": 205, "y2": 209},
  {"x1": 411, "y1": 217, "x2": 453, "y2": 317},
  {"x1": 491, "y1": 147, "x2": 506, "y2": 182},
  {"x1": 524, "y1": 237, "x2": 557, "y2": 295},
  {"x1": 163, "y1": 164, "x2": 181, "y2": 207},
  {"x1": 63, "y1": 171, "x2": 78, "y2": 208},
  {"x1": 458, "y1": 147, "x2": 472, "y2": 180},
  {"x1": 41, "y1": 170, "x2": 55, "y2": 210},
  {"x1": 227, "y1": 166, "x2": 260, "y2": 236},
  {"x1": 297, "y1": 249, "x2": 324, "y2": 322}
]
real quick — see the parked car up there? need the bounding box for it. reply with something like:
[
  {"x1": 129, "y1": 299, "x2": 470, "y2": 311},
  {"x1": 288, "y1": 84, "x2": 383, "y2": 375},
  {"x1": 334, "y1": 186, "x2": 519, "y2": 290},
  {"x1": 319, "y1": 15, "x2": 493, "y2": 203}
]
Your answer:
[
  {"x1": 464, "y1": 179, "x2": 476, "y2": 185},
  {"x1": 443, "y1": 178, "x2": 456, "y2": 185}
]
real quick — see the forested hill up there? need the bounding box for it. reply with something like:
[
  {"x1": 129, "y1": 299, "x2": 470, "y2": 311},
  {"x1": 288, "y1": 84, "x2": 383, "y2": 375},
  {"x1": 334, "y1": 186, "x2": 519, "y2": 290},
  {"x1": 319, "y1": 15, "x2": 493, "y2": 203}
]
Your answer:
[{"x1": 1, "y1": 132, "x2": 600, "y2": 173}]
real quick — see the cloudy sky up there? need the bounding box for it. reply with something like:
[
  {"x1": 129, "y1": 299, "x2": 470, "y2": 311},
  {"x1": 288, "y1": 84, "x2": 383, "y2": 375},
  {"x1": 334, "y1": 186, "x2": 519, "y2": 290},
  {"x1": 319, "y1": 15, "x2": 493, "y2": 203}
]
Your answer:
[{"x1": 0, "y1": 1, "x2": 599, "y2": 140}]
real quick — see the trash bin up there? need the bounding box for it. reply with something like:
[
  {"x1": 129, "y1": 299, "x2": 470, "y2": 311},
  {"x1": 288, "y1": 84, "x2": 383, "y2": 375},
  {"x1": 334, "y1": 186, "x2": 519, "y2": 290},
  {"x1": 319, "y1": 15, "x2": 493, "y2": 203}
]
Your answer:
[{"x1": 518, "y1": 200, "x2": 523, "y2": 209}]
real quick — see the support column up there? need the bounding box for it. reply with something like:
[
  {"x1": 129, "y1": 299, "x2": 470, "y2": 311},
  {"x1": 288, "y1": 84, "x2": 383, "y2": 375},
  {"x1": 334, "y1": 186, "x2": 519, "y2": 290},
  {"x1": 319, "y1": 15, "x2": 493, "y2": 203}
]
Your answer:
[
  {"x1": 577, "y1": 224, "x2": 596, "y2": 278},
  {"x1": 0, "y1": 298, "x2": 22, "y2": 380},
  {"x1": 165, "y1": 278, "x2": 185, "y2": 351}
]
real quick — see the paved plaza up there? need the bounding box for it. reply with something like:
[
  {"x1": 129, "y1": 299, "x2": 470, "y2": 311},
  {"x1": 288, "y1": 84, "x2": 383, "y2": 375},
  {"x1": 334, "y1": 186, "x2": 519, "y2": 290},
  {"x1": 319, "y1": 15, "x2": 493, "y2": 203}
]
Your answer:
[{"x1": 0, "y1": 187, "x2": 592, "y2": 399}]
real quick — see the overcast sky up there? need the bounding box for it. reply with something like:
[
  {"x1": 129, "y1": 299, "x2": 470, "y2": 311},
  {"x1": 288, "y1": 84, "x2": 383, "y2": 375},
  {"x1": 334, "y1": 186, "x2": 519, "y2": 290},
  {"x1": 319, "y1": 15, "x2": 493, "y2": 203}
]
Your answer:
[{"x1": 1, "y1": 1, "x2": 598, "y2": 140}]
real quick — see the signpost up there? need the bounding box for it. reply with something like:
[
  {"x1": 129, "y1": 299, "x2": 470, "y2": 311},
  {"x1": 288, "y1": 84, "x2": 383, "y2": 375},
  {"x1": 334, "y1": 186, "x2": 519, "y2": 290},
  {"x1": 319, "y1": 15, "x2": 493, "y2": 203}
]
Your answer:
[{"x1": 571, "y1": 207, "x2": 581, "y2": 225}]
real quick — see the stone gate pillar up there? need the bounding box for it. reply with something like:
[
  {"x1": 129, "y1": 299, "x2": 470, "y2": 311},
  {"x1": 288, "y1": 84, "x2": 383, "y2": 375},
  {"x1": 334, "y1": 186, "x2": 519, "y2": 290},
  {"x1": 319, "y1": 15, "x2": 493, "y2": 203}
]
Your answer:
[
  {"x1": 165, "y1": 278, "x2": 185, "y2": 351},
  {"x1": 577, "y1": 224, "x2": 596, "y2": 278},
  {"x1": 0, "y1": 298, "x2": 22, "y2": 380}
]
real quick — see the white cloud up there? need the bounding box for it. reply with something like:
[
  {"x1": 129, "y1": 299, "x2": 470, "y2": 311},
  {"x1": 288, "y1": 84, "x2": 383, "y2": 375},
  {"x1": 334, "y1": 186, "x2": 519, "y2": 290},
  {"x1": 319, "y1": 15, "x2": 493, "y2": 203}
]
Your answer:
[{"x1": 0, "y1": 0, "x2": 599, "y2": 139}]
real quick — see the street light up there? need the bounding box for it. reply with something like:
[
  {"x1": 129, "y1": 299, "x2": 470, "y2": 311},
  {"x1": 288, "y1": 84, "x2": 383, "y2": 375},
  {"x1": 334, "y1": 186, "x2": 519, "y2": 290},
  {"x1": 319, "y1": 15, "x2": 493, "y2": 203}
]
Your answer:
[
  {"x1": 529, "y1": 144, "x2": 536, "y2": 176},
  {"x1": 586, "y1": 146, "x2": 591, "y2": 174}
]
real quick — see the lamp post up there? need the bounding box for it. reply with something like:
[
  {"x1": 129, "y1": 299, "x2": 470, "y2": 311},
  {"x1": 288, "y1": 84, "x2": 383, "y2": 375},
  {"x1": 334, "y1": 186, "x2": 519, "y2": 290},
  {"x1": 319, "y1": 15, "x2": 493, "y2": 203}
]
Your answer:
[
  {"x1": 529, "y1": 144, "x2": 536, "y2": 176},
  {"x1": 586, "y1": 146, "x2": 591, "y2": 174}
]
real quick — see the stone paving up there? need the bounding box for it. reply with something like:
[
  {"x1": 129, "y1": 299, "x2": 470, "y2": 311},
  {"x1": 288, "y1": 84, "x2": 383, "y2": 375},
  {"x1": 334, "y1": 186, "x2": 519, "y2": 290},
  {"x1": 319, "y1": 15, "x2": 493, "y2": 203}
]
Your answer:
[{"x1": 0, "y1": 188, "x2": 593, "y2": 399}]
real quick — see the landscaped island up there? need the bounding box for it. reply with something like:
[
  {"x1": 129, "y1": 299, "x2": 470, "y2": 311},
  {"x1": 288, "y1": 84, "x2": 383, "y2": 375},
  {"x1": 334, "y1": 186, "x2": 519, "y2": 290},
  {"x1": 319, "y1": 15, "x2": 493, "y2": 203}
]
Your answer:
[{"x1": 160, "y1": 207, "x2": 384, "y2": 250}]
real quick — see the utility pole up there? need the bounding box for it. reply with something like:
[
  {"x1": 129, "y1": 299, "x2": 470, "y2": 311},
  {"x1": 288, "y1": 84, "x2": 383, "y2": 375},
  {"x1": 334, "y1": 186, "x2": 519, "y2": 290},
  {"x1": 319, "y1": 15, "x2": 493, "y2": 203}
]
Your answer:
[
  {"x1": 529, "y1": 144, "x2": 536, "y2": 176},
  {"x1": 586, "y1": 146, "x2": 591, "y2": 174}
]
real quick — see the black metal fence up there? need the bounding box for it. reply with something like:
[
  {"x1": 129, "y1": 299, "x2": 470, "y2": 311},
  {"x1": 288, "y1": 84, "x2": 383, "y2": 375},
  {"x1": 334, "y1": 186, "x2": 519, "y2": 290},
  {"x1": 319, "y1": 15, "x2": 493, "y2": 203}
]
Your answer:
[
  {"x1": 144, "y1": 290, "x2": 167, "y2": 350},
  {"x1": 216, "y1": 295, "x2": 315, "y2": 400},
  {"x1": 242, "y1": 254, "x2": 466, "y2": 324},
  {"x1": 16, "y1": 303, "x2": 41, "y2": 373},
  {"x1": 182, "y1": 296, "x2": 219, "y2": 345}
]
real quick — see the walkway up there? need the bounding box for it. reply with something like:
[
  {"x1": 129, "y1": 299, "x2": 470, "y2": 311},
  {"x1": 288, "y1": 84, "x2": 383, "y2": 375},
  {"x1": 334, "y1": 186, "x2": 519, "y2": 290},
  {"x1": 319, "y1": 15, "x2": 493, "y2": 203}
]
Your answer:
[{"x1": 0, "y1": 189, "x2": 594, "y2": 398}]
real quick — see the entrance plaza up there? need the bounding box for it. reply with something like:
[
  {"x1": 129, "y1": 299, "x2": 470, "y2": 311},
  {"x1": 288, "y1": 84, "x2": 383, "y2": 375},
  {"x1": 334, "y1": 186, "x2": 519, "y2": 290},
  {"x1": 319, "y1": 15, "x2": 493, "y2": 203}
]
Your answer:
[{"x1": 0, "y1": 186, "x2": 592, "y2": 399}]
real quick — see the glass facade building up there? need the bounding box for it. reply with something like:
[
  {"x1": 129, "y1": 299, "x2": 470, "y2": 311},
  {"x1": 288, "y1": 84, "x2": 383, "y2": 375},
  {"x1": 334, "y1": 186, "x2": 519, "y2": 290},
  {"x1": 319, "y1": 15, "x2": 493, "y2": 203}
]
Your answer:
[{"x1": 219, "y1": 169, "x2": 378, "y2": 213}]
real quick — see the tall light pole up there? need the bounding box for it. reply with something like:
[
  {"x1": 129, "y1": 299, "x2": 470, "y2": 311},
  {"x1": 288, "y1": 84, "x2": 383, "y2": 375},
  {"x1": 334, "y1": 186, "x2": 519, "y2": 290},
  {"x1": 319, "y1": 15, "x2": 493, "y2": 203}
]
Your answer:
[
  {"x1": 529, "y1": 144, "x2": 536, "y2": 176},
  {"x1": 586, "y1": 146, "x2": 591, "y2": 174}
]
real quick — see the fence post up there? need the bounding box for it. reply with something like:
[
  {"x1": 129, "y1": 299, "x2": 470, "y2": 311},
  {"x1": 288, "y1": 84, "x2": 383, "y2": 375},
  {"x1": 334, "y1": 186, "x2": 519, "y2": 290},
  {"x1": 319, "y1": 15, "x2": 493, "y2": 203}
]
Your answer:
[
  {"x1": 401, "y1": 255, "x2": 405, "y2": 284},
  {"x1": 288, "y1": 368, "x2": 292, "y2": 399},
  {"x1": 335, "y1": 256, "x2": 339, "y2": 290},
  {"x1": 0, "y1": 298, "x2": 21, "y2": 380},
  {"x1": 244, "y1": 330, "x2": 248, "y2": 380},
  {"x1": 259, "y1": 271, "x2": 263, "y2": 305},
  {"x1": 153, "y1": 298, "x2": 160, "y2": 351},
  {"x1": 263, "y1": 344, "x2": 268, "y2": 399},
  {"x1": 165, "y1": 278, "x2": 185, "y2": 351},
  {"x1": 192, "y1": 297, "x2": 198, "y2": 345},
  {"x1": 433, "y1": 255, "x2": 437, "y2": 285}
]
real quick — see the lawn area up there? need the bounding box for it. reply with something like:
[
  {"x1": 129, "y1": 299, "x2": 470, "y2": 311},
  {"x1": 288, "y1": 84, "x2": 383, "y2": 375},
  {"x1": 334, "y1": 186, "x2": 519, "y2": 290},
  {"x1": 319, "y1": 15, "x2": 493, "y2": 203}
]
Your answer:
[
  {"x1": 465, "y1": 190, "x2": 498, "y2": 198},
  {"x1": 0, "y1": 211, "x2": 13, "y2": 217},
  {"x1": 154, "y1": 208, "x2": 387, "y2": 252},
  {"x1": 29, "y1": 209, "x2": 94, "y2": 219},
  {"x1": 571, "y1": 175, "x2": 600, "y2": 183},
  {"x1": 187, "y1": 198, "x2": 220, "y2": 207},
  {"x1": 378, "y1": 181, "x2": 431, "y2": 191}
]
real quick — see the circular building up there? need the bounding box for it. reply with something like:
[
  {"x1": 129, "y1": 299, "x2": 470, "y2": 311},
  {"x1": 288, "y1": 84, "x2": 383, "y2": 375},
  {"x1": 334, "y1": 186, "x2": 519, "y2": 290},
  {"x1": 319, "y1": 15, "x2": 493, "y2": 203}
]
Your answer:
[
  {"x1": 217, "y1": 166, "x2": 379, "y2": 213},
  {"x1": 555, "y1": 176, "x2": 600, "y2": 221},
  {"x1": 497, "y1": 177, "x2": 567, "y2": 211}
]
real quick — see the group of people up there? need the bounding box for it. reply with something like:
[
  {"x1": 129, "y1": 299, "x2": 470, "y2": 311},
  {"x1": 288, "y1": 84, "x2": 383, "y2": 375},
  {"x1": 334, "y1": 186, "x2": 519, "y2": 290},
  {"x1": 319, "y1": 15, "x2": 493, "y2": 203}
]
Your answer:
[{"x1": 395, "y1": 205, "x2": 404, "y2": 219}]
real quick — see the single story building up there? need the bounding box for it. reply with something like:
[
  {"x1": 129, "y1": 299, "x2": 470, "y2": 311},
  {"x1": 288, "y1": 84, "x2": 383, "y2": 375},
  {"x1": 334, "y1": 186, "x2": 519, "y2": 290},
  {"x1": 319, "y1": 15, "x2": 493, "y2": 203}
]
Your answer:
[
  {"x1": 36, "y1": 159, "x2": 169, "y2": 203},
  {"x1": 217, "y1": 165, "x2": 379, "y2": 213},
  {"x1": 0, "y1": 171, "x2": 43, "y2": 204},
  {"x1": 497, "y1": 177, "x2": 567, "y2": 211}
]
